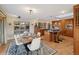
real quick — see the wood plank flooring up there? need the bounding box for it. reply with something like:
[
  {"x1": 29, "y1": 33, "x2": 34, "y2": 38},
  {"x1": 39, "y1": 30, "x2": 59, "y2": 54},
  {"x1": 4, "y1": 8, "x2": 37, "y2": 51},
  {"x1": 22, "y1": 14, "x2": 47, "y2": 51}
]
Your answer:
[
  {"x1": 42, "y1": 36, "x2": 73, "y2": 55},
  {"x1": 0, "y1": 36, "x2": 73, "y2": 55}
]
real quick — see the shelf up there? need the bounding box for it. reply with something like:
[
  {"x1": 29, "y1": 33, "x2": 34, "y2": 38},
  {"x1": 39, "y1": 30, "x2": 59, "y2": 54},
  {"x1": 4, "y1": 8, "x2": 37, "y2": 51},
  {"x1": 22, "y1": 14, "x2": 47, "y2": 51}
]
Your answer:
[{"x1": 14, "y1": 21, "x2": 30, "y2": 34}]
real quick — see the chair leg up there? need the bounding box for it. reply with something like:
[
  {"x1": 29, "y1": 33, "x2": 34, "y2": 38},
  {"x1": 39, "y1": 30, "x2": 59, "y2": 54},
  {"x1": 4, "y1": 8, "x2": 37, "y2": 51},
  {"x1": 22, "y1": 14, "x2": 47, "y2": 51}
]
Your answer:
[
  {"x1": 15, "y1": 45, "x2": 18, "y2": 54},
  {"x1": 27, "y1": 51, "x2": 29, "y2": 55},
  {"x1": 28, "y1": 51, "x2": 32, "y2": 55},
  {"x1": 37, "y1": 50, "x2": 39, "y2": 55},
  {"x1": 28, "y1": 50, "x2": 39, "y2": 55}
]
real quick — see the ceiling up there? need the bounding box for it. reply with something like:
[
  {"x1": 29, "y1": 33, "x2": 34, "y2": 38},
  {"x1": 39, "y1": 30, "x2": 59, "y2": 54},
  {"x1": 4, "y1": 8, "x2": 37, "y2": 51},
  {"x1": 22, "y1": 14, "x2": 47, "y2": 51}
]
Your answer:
[{"x1": 0, "y1": 4, "x2": 74, "y2": 20}]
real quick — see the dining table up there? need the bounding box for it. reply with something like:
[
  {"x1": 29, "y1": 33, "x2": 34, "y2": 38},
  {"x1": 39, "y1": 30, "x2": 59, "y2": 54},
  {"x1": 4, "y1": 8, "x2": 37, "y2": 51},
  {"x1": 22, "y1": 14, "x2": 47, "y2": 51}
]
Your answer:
[
  {"x1": 21, "y1": 36, "x2": 33, "y2": 44},
  {"x1": 21, "y1": 33, "x2": 39, "y2": 44},
  {"x1": 20, "y1": 34, "x2": 41, "y2": 54}
]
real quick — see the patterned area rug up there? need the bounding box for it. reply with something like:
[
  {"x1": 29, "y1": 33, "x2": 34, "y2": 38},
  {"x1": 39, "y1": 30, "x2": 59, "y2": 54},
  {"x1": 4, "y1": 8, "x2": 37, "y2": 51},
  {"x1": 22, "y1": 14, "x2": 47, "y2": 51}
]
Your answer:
[{"x1": 7, "y1": 42, "x2": 57, "y2": 55}]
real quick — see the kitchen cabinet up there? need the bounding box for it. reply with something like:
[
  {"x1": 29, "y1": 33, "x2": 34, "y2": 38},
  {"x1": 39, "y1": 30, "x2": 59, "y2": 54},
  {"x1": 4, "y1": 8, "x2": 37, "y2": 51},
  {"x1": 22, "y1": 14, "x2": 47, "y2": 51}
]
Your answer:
[{"x1": 73, "y1": 5, "x2": 79, "y2": 54}]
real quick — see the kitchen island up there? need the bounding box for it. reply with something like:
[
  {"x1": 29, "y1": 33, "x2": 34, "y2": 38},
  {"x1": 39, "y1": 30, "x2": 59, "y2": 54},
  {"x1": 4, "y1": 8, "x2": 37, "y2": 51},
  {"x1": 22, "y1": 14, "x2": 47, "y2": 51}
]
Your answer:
[{"x1": 44, "y1": 29, "x2": 60, "y2": 42}]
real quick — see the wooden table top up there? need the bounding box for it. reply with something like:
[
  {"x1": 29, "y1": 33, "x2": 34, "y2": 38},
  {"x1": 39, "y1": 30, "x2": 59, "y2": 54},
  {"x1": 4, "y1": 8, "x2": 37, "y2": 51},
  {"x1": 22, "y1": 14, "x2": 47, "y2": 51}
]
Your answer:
[{"x1": 21, "y1": 36, "x2": 32, "y2": 44}]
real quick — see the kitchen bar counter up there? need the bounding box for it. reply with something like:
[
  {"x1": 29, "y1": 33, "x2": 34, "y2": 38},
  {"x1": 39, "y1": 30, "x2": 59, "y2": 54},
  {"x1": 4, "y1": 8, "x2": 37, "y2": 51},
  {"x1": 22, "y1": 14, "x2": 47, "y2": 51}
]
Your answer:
[{"x1": 44, "y1": 30, "x2": 60, "y2": 42}]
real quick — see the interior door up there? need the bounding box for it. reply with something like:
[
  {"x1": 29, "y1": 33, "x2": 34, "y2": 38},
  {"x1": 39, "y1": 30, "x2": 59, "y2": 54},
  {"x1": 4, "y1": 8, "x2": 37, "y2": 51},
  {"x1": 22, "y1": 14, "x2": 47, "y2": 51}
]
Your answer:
[{"x1": 0, "y1": 20, "x2": 3, "y2": 44}]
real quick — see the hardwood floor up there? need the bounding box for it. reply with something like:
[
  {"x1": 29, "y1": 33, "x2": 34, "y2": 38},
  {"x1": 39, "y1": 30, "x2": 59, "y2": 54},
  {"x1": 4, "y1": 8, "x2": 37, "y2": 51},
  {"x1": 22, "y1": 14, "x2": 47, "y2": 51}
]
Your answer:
[
  {"x1": 0, "y1": 44, "x2": 8, "y2": 55},
  {"x1": 0, "y1": 41, "x2": 10, "y2": 55},
  {"x1": 42, "y1": 36, "x2": 73, "y2": 55},
  {"x1": 0, "y1": 36, "x2": 73, "y2": 55}
]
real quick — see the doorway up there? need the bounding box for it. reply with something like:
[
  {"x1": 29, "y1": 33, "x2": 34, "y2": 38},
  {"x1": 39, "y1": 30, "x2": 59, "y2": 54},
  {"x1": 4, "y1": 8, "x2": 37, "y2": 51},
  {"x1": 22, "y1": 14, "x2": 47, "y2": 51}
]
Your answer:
[{"x1": 0, "y1": 19, "x2": 4, "y2": 45}]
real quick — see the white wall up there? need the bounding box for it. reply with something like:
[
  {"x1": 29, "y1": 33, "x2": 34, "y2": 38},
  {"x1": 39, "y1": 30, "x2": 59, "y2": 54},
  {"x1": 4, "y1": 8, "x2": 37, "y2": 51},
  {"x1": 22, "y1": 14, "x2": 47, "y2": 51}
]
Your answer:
[
  {"x1": 4, "y1": 16, "x2": 51, "y2": 42},
  {"x1": 29, "y1": 20, "x2": 35, "y2": 34},
  {"x1": 5, "y1": 15, "x2": 35, "y2": 41},
  {"x1": 5, "y1": 15, "x2": 18, "y2": 41},
  {"x1": 0, "y1": 7, "x2": 7, "y2": 44}
]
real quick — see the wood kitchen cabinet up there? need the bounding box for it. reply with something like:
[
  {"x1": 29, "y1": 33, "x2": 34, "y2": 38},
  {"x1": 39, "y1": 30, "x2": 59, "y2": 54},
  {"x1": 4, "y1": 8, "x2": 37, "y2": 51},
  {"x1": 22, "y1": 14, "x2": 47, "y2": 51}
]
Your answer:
[
  {"x1": 52, "y1": 18, "x2": 74, "y2": 37},
  {"x1": 73, "y1": 5, "x2": 79, "y2": 54},
  {"x1": 35, "y1": 28, "x2": 45, "y2": 36},
  {"x1": 62, "y1": 29, "x2": 73, "y2": 37},
  {"x1": 44, "y1": 30, "x2": 54, "y2": 41},
  {"x1": 61, "y1": 18, "x2": 73, "y2": 37},
  {"x1": 44, "y1": 30, "x2": 51, "y2": 41}
]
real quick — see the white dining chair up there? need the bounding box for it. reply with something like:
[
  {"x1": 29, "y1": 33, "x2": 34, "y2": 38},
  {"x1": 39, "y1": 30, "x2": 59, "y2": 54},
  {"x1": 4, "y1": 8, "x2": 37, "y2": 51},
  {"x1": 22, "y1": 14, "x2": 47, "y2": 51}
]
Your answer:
[
  {"x1": 19, "y1": 33, "x2": 24, "y2": 37},
  {"x1": 14, "y1": 35, "x2": 24, "y2": 54},
  {"x1": 27, "y1": 37, "x2": 41, "y2": 55},
  {"x1": 37, "y1": 32, "x2": 41, "y2": 37},
  {"x1": 23, "y1": 31, "x2": 28, "y2": 35},
  {"x1": 14, "y1": 35, "x2": 23, "y2": 45}
]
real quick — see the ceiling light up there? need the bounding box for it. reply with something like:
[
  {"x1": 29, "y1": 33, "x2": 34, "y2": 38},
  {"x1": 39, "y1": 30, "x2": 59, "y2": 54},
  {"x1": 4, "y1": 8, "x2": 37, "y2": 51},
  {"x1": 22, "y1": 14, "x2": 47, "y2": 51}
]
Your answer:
[
  {"x1": 25, "y1": 7, "x2": 31, "y2": 10},
  {"x1": 21, "y1": 22, "x2": 25, "y2": 25},
  {"x1": 56, "y1": 12, "x2": 73, "y2": 18},
  {"x1": 25, "y1": 7, "x2": 38, "y2": 13},
  {"x1": 57, "y1": 19, "x2": 60, "y2": 20},
  {"x1": 7, "y1": 13, "x2": 17, "y2": 17},
  {"x1": 61, "y1": 10, "x2": 66, "y2": 14},
  {"x1": 32, "y1": 8, "x2": 38, "y2": 13}
]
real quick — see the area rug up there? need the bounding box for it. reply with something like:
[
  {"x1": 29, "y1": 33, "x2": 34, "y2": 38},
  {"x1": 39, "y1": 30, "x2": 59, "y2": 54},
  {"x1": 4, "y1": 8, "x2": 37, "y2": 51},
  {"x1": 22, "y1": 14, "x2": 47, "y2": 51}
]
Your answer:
[{"x1": 6, "y1": 42, "x2": 57, "y2": 55}]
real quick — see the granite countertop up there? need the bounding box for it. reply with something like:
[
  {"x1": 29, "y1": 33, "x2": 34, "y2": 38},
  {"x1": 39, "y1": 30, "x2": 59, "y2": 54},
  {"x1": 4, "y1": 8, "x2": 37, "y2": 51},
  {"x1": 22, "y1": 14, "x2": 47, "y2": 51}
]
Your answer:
[{"x1": 47, "y1": 29, "x2": 60, "y2": 32}]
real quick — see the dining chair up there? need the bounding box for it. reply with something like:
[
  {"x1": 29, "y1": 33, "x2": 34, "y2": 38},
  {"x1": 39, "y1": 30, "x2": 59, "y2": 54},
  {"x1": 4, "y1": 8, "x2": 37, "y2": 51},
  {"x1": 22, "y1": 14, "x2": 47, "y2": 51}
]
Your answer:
[
  {"x1": 14, "y1": 35, "x2": 23, "y2": 45},
  {"x1": 14, "y1": 35, "x2": 23, "y2": 54},
  {"x1": 37, "y1": 32, "x2": 41, "y2": 37},
  {"x1": 27, "y1": 37, "x2": 41, "y2": 55},
  {"x1": 23, "y1": 31, "x2": 28, "y2": 35},
  {"x1": 19, "y1": 33, "x2": 24, "y2": 38}
]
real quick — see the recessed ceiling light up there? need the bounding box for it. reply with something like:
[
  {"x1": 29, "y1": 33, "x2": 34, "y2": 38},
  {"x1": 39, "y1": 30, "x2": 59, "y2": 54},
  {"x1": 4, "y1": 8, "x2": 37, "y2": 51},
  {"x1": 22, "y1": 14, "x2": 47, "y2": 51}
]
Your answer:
[
  {"x1": 21, "y1": 22, "x2": 25, "y2": 25},
  {"x1": 61, "y1": 10, "x2": 66, "y2": 14},
  {"x1": 25, "y1": 7, "x2": 31, "y2": 10},
  {"x1": 57, "y1": 19, "x2": 60, "y2": 20},
  {"x1": 32, "y1": 8, "x2": 38, "y2": 13},
  {"x1": 56, "y1": 12, "x2": 73, "y2": 18},
  {"x1": 7, "y1": 13, "x2": 17, "y2": 17}
]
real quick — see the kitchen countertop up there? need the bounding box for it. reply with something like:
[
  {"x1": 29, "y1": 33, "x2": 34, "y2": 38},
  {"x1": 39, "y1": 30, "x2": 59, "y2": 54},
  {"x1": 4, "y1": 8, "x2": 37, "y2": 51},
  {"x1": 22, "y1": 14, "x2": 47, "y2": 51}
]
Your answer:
[{"x1": 47, "y1": 29, "x2": 60, "y2": 32}]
